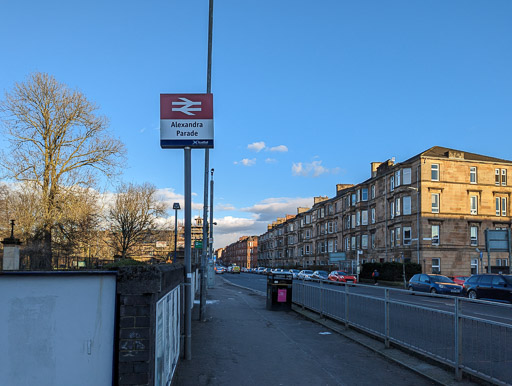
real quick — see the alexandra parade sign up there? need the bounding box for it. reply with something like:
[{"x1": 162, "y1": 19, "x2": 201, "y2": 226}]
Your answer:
[{"x1": 160, "y1": 94, "x2": 214, "y2": 148}]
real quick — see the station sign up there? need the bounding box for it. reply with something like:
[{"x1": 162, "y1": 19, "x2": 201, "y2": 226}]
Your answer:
[{"x1": 160, "y1": 94, "x2": 214, "y2": 149}]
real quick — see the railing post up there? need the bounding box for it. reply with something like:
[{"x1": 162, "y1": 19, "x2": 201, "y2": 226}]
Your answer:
[
  {"x1": 344, "y1": 283, "x2": 349, "y2": 328},
  {"x1": 385, "y1": 288, "x2": 390, "y2": 348},
  {"x1": 319, "y1": 280, "x2": 324, "y2": 317},
  {"x1": 302, "y1": 279, "x2": 305, "y2": 310},
  {"x1": 454, "y1": 297, "x2": 462, "y2": 380}
]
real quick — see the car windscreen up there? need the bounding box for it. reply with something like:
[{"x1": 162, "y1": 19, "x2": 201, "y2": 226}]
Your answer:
[
  {"x1": 431, "y1": 276, "x2": 454, "y2": 283},
  {"x1": 337, "y1": 271, "x2": 349, "y2": 275}
]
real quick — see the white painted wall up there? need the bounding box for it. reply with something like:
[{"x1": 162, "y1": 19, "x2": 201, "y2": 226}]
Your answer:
[{"x1": 0, "y1": 274, "x2": 116, "y2": 386}]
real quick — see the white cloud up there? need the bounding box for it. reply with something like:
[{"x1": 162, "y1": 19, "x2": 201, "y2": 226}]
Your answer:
[
  {"x1": 269, "y1": 145, "x2": 288, "y2": 153},
  {"x1": 216, "y1": 203, "x2": 236, "y2": 211},
  {"x1": 234, "y1": 158, "x2": 256, "y2": 166},
  {"x1": 292, "y1": 160, "x2": 339, "y2": 177},
  {"x1": 241, "y1": 196, "x2": 313, "y2": 222},
  {"x1": 212, "y1": 216, "x2": 266, "y2": 248},
  {"x1": 247, "y1": 141, "x2": 266, "y2": 152},
  {"x1": 155, "y1": 188, "x2": 203, "y2": 211},
  {"x1": 265, "y1": 158, "x2": 277, "y2": 164}
]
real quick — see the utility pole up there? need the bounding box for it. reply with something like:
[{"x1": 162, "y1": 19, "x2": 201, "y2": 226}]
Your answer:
[{"x1": 199, "y1": 0, "x2": 214, "y2": 322}]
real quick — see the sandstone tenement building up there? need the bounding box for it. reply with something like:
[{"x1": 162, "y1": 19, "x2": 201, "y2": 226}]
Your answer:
[{"x1": 257, "y1": 147, "x2": 512, "y2": 276}]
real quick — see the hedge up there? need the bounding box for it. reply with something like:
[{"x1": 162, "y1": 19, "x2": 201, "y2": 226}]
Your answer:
[{"x1": 361, "y1": 262, "x2": 421, "y2": 282}]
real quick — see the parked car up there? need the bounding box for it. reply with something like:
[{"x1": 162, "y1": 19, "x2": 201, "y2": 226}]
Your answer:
[
  {"x1": 408, "y1": 274, "x2": 463, "y2": 295},
  {"x1": 463, "y1": 274, "x2": 512, "y2": 303},
  {"x1": 450, "y1": 276, "x2": 469, "y2": 285},
  {"x1": 256, "y1": 267, "x2": 266, "y2": 274},
  {"x1": 289, "y1": 269, "x2": 300, "y2": 279},
  {"x1": 272, "y1": 268, "x2": 286, "y2": 274},
  {"x1": 311, "y1": 270, "x2": 329, "y2": 281},
  {"x1": 297, "y1": 270, "x2": 314, "y2": 281},
  {"x1": 328, "y1": 271, "x2": 357, "y2": 284}
]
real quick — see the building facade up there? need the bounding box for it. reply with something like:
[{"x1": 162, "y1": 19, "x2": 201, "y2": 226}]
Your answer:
[
  {"x1": 256, "y1": 147, "x2": 512, "y2": 276},
  {"x1": 222, "y1": 236, "x2": 259, "y2": 268}
]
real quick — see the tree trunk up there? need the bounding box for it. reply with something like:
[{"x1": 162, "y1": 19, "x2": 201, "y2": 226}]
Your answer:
[{"x1": 42, "y1": 227, "x2": 53, "y2": 270}]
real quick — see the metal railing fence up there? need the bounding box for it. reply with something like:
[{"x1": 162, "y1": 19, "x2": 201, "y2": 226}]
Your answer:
[{"x1": 292, "y1": 281, "x2": 512, "y2": 385}]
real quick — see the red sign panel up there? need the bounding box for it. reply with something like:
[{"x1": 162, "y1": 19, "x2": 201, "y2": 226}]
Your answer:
[{"x1": 160, "y1": 94, "x2": 213, "y2": 120}]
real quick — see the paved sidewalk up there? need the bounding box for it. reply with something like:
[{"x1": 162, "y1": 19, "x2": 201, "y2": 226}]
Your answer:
[{"x1": 173, "y1": 279, "x2": 440, "y2": 386}]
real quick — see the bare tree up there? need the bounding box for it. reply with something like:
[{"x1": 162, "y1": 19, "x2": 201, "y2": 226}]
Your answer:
[
  {"x1": 0, "y1": 73, "x2": 126, "y2": 268},
  {"x1": 53, "y1": 187, "x2": 102, "y2": 267},
  {"x1": 107, "y1": 182, "x2": 167, "y2": 259}
]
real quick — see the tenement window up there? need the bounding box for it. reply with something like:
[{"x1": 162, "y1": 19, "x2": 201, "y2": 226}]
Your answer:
[
  {"x1": 470, "y1": 226, "x2": 478, "y2": 246},
  {"x1": 470, "y1": 195, "x2": 478, "y2": 215},
  {"x1": 431, "y1": 193, "x2": 439, "y2": 213},
  {"x1": 403, "y1": 196, "x2": 411, "y2": 215},
  {"x1": 496, "y1": 197, "x2": 507, "y2": 217},
  {"x1": 470, "y1": 167, "x2": 477, "y2": 184},
  {"x1": 431, "y1": 164, "x2": 439, "y2": 181},
  {"x1": 403, "y1": 227, "x2": 412, "y2": 245},
  {"x1": 362, "y1": 188, "x2": 368, "y2": 201},
  {"x1": 431, "y1": 225, "x2": 440, "y2": 245},
  {"x1": 403, "y1": 168, "x2": 411, "y2": 185},
  {"x1": 432, "y1": 258, "x2": 441, "y2": 274}
]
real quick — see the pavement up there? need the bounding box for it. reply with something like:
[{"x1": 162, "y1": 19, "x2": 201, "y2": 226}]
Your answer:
[{"x1": 173, "y1": 278, "x2": 479, "y2": 386}]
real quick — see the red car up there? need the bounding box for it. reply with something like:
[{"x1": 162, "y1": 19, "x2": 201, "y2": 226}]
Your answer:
[
  {"x1": 451, "y1": 276, "x2": 469, "y2": 285},
  {"x1": 328, "y1": 271, "x2": 357, "y2": 284}
]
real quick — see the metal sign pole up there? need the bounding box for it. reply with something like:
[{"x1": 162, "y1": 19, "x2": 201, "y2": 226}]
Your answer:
[
  {"x1": 485, "y1": 229, "x2": 490, "y2": 273},
  {"x1": 209, "y1": 169, "x2": 214, "y2": 260},
  {"x1": 199, "y1": 150, "x2": 209, "y2": 321},
  {"x1": 184, "y1": 147, "x2": 192, "y2": 360},
  {"x1": 508, "y1": 228, "x2": 512, "y2": 271}
]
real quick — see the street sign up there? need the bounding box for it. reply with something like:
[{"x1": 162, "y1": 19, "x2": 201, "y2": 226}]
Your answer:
[
  {"x1": 160, "y1": 94, "x2": 214, "y2": 149},
  {"x1": 485, "y1": 229, "x2": 510, "y2": 252},
  {"x1": 194, "y1": 240, "x2": 203, "y2": 249},
  {"x1": 328, "y1": 252, "x2": 346, "y2": 263}
]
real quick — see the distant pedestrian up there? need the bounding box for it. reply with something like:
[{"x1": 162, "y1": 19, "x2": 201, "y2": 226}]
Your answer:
[{"x1": 372, "y1": 269, "x2": 379, "y2": 285}]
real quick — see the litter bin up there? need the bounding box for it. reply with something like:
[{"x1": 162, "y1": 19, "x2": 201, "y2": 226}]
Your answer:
[{"x1": 266, "y1": 272, "x2": 293, "y2": 311}]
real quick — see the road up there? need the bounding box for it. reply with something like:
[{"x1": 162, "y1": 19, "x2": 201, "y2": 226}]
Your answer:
[
  {"x1": 175, "y1": 276, "x2": 443, "y2": 386},
  {"x1": 220, "y1": 272, "x2": 512, "y2": 326},
  {"x1": 220, "y1": 272, "x2": 512, "y2": 384}
]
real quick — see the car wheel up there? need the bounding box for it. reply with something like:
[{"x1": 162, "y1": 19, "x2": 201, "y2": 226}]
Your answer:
[
  {"x1": 468, "y1": 290, "x2": 477, "y2": 300},
  {"x1": 430, "y1": 288, "x2": 437, "y2": 294},
  {"x1": 408, "y1": 286, "x2": 414, "y2": 292}
]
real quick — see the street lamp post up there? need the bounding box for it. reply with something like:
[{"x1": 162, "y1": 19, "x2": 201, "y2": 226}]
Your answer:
[
  {"x1": 209, "y1": 168, "x2": 214, "y2": 261},
  {"x1": 173, "y1": 203, "x2": 181, "y2": 263}
]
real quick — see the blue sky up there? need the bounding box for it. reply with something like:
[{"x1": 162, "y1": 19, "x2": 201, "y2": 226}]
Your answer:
[{"x1": 1, "y1": 0, "x2": 511, "y2": 248}]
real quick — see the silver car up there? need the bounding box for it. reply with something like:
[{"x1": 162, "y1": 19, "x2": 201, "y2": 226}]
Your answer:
[{"x1": 297, "y1": 269, "x2": 314, "y2": 281}]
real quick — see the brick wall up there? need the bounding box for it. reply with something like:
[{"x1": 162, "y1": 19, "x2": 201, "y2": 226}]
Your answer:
[{"x1": 115, "y1": 264, "x2": 184, "y2": 386}]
